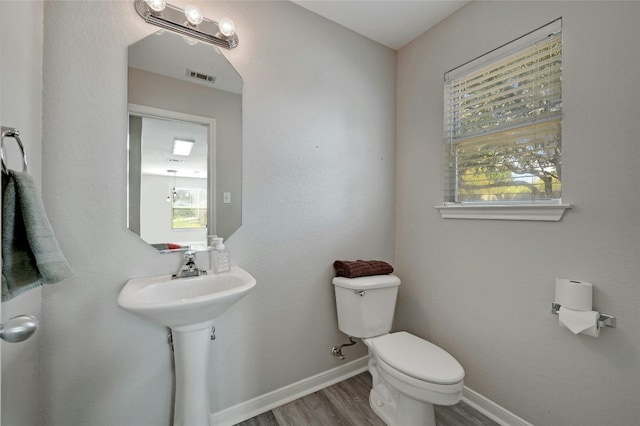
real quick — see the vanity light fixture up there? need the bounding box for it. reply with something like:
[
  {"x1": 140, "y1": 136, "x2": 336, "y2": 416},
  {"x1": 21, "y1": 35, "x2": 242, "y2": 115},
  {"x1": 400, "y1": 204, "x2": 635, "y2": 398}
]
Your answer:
[
  {"x1": 172, "y1": 138, "x2": 194, "y2": 156},
  {"x1": 134, "y1": 0, "x2": 238, "y2": 49}
]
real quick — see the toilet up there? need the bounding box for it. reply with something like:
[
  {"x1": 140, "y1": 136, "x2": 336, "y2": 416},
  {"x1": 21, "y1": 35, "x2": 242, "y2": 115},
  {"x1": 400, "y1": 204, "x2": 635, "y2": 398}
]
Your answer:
[{"x1": 333, "y1": 274, "x2": 464, "y2": 426}]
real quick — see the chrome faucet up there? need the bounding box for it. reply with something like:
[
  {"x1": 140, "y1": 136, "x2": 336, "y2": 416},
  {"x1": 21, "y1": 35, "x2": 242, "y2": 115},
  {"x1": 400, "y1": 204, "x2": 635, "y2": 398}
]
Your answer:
[{"x1": 172, "y1": 250, "x2": 207, "y2": 279}]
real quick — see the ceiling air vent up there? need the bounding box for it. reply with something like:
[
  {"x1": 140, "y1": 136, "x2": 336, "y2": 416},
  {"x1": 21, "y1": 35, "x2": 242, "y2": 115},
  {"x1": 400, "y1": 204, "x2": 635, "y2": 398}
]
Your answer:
[{"x1": 186, "y1": 69, "x2": 216, "y2": 84}]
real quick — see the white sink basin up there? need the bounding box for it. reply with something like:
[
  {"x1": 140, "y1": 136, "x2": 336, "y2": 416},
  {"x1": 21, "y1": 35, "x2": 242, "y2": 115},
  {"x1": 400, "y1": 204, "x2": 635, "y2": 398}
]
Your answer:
[{"x1": 118, "y1": 266, "x2": 256, "y2": 329}]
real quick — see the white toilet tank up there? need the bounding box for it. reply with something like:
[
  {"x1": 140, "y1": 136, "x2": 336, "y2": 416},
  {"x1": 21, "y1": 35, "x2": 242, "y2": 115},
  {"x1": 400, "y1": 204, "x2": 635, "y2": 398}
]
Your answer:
[{"x1": 332, "y1": 274, "x2": 400, "y2": 338}]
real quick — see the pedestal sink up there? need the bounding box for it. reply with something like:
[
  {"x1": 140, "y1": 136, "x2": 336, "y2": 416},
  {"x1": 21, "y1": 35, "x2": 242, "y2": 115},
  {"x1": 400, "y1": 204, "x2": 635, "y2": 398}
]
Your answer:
[{"x1": 118, "y1": 266, "x2": 256, "y2": 426}]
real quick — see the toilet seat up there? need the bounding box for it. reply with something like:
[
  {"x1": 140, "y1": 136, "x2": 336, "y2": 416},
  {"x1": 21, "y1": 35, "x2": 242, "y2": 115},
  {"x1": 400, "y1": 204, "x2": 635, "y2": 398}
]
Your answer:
[
  {"x1": 371, "y1": 353, "x2": 464, "y2": 408},
  {"x1": 368, "y1": 332, "x2": 464, "y2": 385}
]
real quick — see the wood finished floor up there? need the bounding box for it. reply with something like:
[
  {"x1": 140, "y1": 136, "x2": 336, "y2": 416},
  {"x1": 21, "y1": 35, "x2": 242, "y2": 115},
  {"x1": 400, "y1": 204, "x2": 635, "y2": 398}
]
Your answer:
[{"x1": 236, "y1": 372, "x2": 499, "y2": 426}]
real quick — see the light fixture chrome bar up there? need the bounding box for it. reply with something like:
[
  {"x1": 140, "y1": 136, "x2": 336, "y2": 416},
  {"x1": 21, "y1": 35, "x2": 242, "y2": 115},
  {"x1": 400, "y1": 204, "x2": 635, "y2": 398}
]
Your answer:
[{"x1": 134, "y1": 0, "x2": 239, "y2": 49}]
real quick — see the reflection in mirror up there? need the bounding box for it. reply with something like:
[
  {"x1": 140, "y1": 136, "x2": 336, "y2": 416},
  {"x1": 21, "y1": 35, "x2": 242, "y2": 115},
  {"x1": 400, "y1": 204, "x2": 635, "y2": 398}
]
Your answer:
[
  {"x1": 128, "y1": 107, "x2": 211, "y2": 249},
  {"x1": 127, "y1": 30, "x2": 242, "y2": 251}
]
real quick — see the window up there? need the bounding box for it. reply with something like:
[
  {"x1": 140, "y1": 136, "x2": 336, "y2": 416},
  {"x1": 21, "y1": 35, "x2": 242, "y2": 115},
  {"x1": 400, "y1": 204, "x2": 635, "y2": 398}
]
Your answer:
[
  {"x1": 171, "y1": 187, "x2": 207, "y2": 229},
  {"x1": 441, "y1": 19, "x2": 568, "y2": 221}
]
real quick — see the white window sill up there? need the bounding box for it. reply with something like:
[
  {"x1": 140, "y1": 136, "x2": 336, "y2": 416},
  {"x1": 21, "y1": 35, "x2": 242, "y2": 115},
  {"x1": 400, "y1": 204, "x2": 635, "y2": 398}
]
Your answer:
[{"x1": 435, "y1": 203, "x2": 572, "y2": 221}]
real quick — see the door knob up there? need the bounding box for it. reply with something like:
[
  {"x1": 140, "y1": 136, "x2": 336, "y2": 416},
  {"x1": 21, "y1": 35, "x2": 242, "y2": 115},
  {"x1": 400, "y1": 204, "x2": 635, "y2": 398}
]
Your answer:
[{"x1": 0, "y1": 315, "x2": 38, "y2": 343}]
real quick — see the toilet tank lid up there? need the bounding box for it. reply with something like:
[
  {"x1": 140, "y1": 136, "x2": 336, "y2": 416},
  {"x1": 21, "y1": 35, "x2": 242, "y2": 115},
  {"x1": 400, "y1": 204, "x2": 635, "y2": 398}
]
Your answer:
[{"x1": 332, "y1": 274, "x2": 400, "y2": 290}]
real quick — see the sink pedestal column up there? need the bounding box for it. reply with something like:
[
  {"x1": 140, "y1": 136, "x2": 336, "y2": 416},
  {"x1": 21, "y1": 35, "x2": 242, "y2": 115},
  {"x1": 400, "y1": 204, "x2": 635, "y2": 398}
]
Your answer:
[{"x1": 172, "y1": 325, "x2": 213, "y2": 426}]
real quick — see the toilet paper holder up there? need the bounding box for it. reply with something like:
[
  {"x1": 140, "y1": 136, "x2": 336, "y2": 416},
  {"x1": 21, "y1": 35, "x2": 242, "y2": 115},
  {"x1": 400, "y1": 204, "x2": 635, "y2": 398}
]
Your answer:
[{"x1": 551, "y1": 302, "x2": 616, "y2": 328}]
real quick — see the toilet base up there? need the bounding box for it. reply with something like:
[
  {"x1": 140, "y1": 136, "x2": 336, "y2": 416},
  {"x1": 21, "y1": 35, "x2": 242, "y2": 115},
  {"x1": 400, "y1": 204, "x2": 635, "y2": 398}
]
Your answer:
[
  {"x1": 369, "y1": 383, "x2": 436, "y2": 426},
  {"x1": 366, "y1": 348, "x2": 462, "y2": 426}
]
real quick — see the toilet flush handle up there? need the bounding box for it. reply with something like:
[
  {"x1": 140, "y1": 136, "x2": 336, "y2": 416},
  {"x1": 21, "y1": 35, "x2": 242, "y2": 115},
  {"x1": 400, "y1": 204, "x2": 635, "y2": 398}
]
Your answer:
[{"x1": 354, "y1": 290, "x2": 366, "y2": 297}]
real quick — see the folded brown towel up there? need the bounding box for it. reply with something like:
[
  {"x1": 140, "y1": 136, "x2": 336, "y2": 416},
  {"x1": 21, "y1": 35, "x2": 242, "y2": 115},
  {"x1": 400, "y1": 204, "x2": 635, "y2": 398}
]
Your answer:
[{"x1": 333, "y1": 260, "x2": 394, "y2": 278}]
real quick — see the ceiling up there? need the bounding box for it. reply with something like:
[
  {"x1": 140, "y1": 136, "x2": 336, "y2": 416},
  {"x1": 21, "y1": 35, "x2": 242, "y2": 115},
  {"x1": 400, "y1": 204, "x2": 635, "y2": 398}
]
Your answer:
[
  {"x1": 290, "y1": 0, "x2": 469, "y2": 50},
  {"x1": 137, "y1": 115, "x2": 208, "y2": 179}
]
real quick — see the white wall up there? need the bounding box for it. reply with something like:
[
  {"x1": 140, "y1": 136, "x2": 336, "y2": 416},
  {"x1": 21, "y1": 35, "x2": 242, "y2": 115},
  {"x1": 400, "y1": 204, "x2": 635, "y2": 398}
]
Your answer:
[
  {"x1": 396, "y1": 2, "x2": 640, "y2": 425},
  {"x1": 0, "y1": 2, "x2": 43, "y2": 425},
  {"x1": 40, "y1": 1, "x2": 395, "y2": 425},
  {"x1": 0, "y1": 1, "x2": 42, "y2": 185}
]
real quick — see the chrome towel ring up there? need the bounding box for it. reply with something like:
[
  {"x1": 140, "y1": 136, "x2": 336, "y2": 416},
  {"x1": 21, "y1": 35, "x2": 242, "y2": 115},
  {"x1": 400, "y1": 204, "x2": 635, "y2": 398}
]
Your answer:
[{"x1": 1, "y1": 126, "x2": 28, "y2": 174}]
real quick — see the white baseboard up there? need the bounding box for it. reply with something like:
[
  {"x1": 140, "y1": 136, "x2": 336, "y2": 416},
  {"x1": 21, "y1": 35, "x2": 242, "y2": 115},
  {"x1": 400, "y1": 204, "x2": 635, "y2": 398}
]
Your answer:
[
  {"x1": 210, "y1": 357, "x2": 532, "y2": 426},
  {"x1": 210, "y1": 356, "x2": 369, "y2": 426},
  {"x1": 463, "y1": 386, "x2": 534, "y2": 426}
]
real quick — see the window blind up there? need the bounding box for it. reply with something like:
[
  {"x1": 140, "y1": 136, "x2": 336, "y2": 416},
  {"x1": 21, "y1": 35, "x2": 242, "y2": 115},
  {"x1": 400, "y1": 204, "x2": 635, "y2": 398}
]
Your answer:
[{"x1": 444, "y1": 19, "x2": 562, "y2": 204}]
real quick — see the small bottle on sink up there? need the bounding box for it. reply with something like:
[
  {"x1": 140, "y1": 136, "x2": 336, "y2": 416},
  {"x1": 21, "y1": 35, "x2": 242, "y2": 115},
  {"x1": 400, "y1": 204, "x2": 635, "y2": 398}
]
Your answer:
[
  {"x1": 207, "y1": 235, "x2": 218, "y2": 270},
  {"x1": 212, "y1": 238, "x2": 230, "y2": 273}
]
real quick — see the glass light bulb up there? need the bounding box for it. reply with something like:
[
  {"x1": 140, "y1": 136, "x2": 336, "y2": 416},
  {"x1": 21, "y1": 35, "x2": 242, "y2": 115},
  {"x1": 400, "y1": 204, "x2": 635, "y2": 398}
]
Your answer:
[
  {"x1": 145, "y1": 0, "x2": 166, "y2": 13},
  {"x1": 184, "y1": 5, "x2": 203, "y2": 26},
  {"x1": 218, "y1": 17, "x2": 235, "y2": 37}
]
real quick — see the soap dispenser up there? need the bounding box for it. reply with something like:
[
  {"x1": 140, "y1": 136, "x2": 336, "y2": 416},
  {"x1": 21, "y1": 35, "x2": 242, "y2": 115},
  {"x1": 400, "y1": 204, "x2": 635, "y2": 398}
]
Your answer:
[
  {"x1": 207, "y1": 235, "x2": 218, "y2": 271},
  {"x1": 212, "y1": 238, "x2": 230, "y2": 273}
]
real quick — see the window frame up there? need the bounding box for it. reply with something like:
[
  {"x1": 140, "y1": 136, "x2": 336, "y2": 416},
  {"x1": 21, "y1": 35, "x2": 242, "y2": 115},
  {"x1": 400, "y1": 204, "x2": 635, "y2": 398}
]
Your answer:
[{"x1": 436, "y1": 18, "x2": 571, "y2": 221}]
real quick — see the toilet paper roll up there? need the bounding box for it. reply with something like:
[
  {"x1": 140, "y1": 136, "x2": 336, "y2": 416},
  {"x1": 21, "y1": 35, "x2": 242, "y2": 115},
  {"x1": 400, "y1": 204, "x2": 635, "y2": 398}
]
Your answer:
[
  {"x1": 555, "y1": 278, "x2": 592, "y2": 311},
  {"x1": 558, "y1": 306, "x2": 600, "y2": 338}
]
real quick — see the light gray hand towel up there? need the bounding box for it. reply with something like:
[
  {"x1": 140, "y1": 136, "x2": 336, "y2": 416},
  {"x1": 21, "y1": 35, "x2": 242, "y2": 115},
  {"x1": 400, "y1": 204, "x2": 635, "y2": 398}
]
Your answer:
[{"x1": 2, "y1": 170, "x2": 73, "y2": 301}]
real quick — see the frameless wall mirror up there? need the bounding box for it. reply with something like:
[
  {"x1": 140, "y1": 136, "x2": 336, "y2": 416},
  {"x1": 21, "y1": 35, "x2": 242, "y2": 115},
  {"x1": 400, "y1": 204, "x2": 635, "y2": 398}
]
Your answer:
[{"x1": 127, "y1": 30, "x2": 242, "y2": 251}]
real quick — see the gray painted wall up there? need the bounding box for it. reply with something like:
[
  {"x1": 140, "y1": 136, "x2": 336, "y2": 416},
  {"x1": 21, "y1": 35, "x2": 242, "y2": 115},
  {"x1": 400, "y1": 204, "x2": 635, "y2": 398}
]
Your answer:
[
  {"x1": 40, "y1": 1, "x2": 395, "y2": 425},
  {"x1": 396, "y1": 2, "x2": 640, "y2": 425},
  {"x1": 1, "y1": 2, "x2": 43, "y2": 425}
]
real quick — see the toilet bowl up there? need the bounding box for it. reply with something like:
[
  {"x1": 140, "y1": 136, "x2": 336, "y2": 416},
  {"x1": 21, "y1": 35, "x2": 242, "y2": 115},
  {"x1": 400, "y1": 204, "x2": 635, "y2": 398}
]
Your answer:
[
  {"x1": 364, "y1": 332, "x2": 464, "y2": 426},
  {"x1": 332, "y1": 275, "x2": 465, "y2": 426}
]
